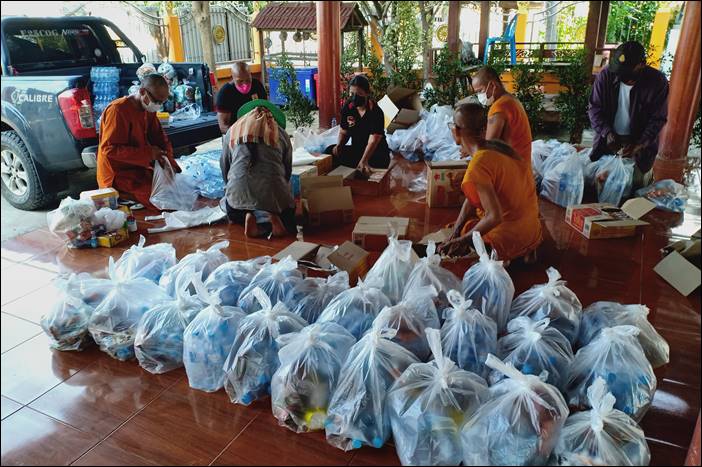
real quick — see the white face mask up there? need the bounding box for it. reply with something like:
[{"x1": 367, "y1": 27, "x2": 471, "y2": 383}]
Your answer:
[
  {"x1": 477, "y1": 85, "x2": 495, "y2": 107},
  {"x1": 141, "y1": 91, "x2": 163, "y2": 113}
]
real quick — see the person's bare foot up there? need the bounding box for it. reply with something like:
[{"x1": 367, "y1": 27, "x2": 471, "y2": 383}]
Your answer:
[
  {"x1": 244, "y1": 212, "x2": 260, "y2": 238},
  {"x1": 269, "y1": 214, "x2": 288, "y2": 237}
]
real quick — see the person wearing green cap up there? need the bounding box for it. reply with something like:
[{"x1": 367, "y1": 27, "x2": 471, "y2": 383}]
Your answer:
[{"x1": 219, "y1": 100, "x2": 295, "y2": 238}]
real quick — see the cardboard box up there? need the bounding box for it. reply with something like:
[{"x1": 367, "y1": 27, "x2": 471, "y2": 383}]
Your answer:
[
  {"x1": 274, "y1": 240, "x2": 370, "y2": 285},
  {"x1": 426, "y1": 160, "x2": 468, "y2": 208},
  {"x1": 352, "y1": 216, "x2": 411, "y2": 250},
  {"x1": 565, "y1": 199, "x2": 653, "y2": 239},
  {"x1": 328, "y1": 165, "x2": 393, "y2": 196},
  {"x1": 291, "y1": 165, "x2": 318, "y2": 198},
  {"x1": 80, "y1": 187, "x2": 119, "y2": 210},
  {"x1": 96, "y1": 227, "x2": 129, "y2": 248},
  {"x1": 300, "y1": 176, "x2": 354, "y2": 227},
  {"x1": 378, "y1": 86, "x2": 423, "y2": 133},
  {"x1": 312, "y1": 153, "x2": 333, "y2": 175}
]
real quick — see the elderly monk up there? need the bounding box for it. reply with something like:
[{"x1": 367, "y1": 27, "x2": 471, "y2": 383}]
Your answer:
[
  {"x1": 97, "y1": 73, "x2": 179, "y2": 207},
  {"x1": 216, "y1": 61, "x2": 268, "y2": 135}
]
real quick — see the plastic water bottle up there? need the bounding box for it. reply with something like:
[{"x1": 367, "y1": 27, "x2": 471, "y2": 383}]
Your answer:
[
  {"x1": 194, "y1": 87, "x2": 202, "y2": 112},
  {"x1": 331, "y1": 117, "x2": 337, "y2": 128}
]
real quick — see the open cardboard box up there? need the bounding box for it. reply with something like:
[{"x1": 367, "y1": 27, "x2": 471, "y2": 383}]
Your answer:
[
  {"x1": 300, "y1": 176, "x2": 354, "y2": 227},
  {"x1": 327, "y1": 165, "x2": 393, "y2": 196},
  {"x1": 426, "y1": 160, "x2": 468, "y2": 208},
  {"x1": 291, "y1": 165, "x2": 318, "y2": 198},
  {"x1": 378, "y1": 86, "x2": 423, "y2": 134},
  {"x1": 655, "y1": 231, "x2": 701, "y2": 296},
  {"x1": 352, "y1": 216, "x2": 411, "y2": 250},
  {"x1": 274, "y1": 240, "x2": 370, "y2": 285},
  {"x1": 565, "y1": 199, "x2": 655, "y2": 239}
]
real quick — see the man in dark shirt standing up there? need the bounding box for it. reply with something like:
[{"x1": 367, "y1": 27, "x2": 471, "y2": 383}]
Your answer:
[
  {"x1": 588, "y1": 41, "x2": 669, "y2": 189},
  {"x1": 216, "y1": 62, "x2": 267, "y2": 134}
]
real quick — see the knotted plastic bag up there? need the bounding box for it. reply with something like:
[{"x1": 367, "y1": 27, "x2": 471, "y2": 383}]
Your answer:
[
  {"x1": 64, "y1": 272, "x2": 113, "y2": 310},
  {"x1": 88, "y1": 258, "x2": 171, "y2": 361},
  {"x1": 149, "y1": 158, "x2": 199, "y2": 211},
  {"x1": 325, "y1": 326, "x2": 420, "y2": 451},
  {"x1": 540, "y1": 152, "x2": 585, "y2": 207},
  {"x1": 283, "y1": 272, "x2": 350, "y2": 324},
  {"x1": 387, "y1": 329, "x2": 489, "y2": 466},
  {"x1": 223, "y1": 288, "x2": 308, "y2": 405},
  {"x1": 462, "y1": 231, "x2": 515, "y2": 333},
  {"x1": 596, "y1": 155, "x2": 635, "y2": 206},
  {"x1": 364, "y1": 232, "x2": 417, "y2": 304},
  {"x1": 461, "y1": 354, "x2": 569, "y2": 466},
  {"x1": 510, "y1": 267, "x2": 582, "y2": 345},
  {"x1": 204, "y1": 257, "x2": 271, "y2": 307},
  {"x1": 492, "y1": 317, "x2": 574, "y2": 392},
  {"x1": 271, "y1": 322, "x2": 356, "y2": 433},
  {"x1": 373, "y1": 286, "x2": 441, "y2": 361},
  {"x1": 566, "y1": 325, "x2": 657, "y2": 422},
  {"x1": 635, "y1": 179, "x2": 687, "y2": 212},
  {"x1": 159, "y1": 240, "x2": 229, "y2": 296},
  {"x1": 553, "y1": 377, "x2": 650, "y2": 466},
  {"x1": 237, "y1": 256, "x2": 304, "y2": 314},
  {"x1": 316, "y1": 278, "x2": 392, "y2": 340},
  {"x1": 440, "y1": 291, "x2": 497, "y2": 379},
  {"x1": 578, "y1": 301, "x2": 669, "y2": 368},
  {"x1": 303, "y1": 125, "x2": 340, "y2": 154},
  {"x1": 114, "y1": 235, "x2": 177, "y2": 283},
  {"x1": 40, "y1": 274, "x2": 95, "y2": 351},
  {"x1": 402, "y1": 241, "x2": 461, "y2": 313}
]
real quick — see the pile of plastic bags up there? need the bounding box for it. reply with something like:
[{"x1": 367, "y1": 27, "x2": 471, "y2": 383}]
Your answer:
[
  {"x1": 295, "y1": 126, "x2": 340, "y2": 154},
  {"x1": 159, "y1": 241, "x2": 229, "y2": 296},
  {"x1": 387, "y1": 106, "x2": 462, "y2": 162},
  {"x1": 540, "y1": 151, "x2": 586, "y2": 208},
  {"x1": 238, "y1": 256, "x2": 304, "y2": 314},
  {"x1": 179, "y1": 150, "x2": 226, "y2": 199},
  {"x1": 365, "y1": 232, "x2": 417, "y2": 304},
  {"x1": 283, "y1": 272, "x2": 350, "y2": 324},
  {"x1": 402, "y1": 241, "x2": 461, "y2": 313},
  {"x1": 204, "y1": 257, "x2": 270, "y2": 307},
  {"x1": 114, "y1": 235, "x2": 176, "y2": 283},
  {"x1": 47, "y1": 197, "x2": 128, "y2": 249}
]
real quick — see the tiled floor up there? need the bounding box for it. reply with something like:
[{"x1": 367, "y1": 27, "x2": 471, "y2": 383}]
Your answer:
[{"x1": 1, "y1": 157, "x2": 700, "y2": 466}]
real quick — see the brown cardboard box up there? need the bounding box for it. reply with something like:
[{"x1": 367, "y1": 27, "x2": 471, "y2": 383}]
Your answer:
[
  {"x1": 328, "y1": 165, "x2": 393, "y2": 196},
  {"x1": 97, "y1": 227, "x2": 129, "y2": 248},
  {"x1": 273, "y1": 240, "x2": 370, "y2": 285},
  {"x1": 291, "y1": 165, "x2": 318, "y2": 198},
  {"x1": 565, "y1": 199, "x2": 653, "y2": 239},
  {"x1": 80, "y1": 187, "x2": 119, "y2": 210},
  {"x1": 312, "y1": 153, "x2": 334, "y2": 175},
  {"x1": 426, "y1": 160, "x2": 468, "y2": 208},
  {"x1": 378, "y1": 86, "x2": 423, "y2": 133},
  {"x1": 301, "y1": 176, "x2": 354, "y2": 227},
  {"x1": 352, "y1": 216, "x2": 411, "y2": 250}
]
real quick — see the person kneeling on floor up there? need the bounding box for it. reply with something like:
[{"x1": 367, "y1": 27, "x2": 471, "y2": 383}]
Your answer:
[{"x1": 220, "y1": 99, "x2": 296, "y2": 238}]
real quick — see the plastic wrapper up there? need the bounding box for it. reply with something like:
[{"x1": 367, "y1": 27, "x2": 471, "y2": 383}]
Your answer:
[
  {"x1": 88, "y1": 258, "x2": 171, "y2": 361},
  {"x1": 271, "y1": 322, "x2": 356, "y2": 433},
  {"x1": 566, "y1": 325, "x2": 657, "y2": 422},
  {"x1": 540, "y1": 152, "x2": 585, "y2": 207},
  {"x1": 157, "y1": 61, "x2": 176, "y2": 81},
  {"x1": 325, "y1": 327, "x2": 420, "y2": 451},
  {"x1": 40, "y1": 275, "x2": 95, "y2": 351},
  {"x1": 204, "y1": 257, "x2": 270, "y2": 307},
  {"x1": 492, "y1": 317, "x2": 574, "y2": 392},
  {"x1": 136, "y1": 63, "x2": 157, "y2": 81},
  {"x1": 114, "y1": 235, "x2": 177, "y2": 283},
  {"x1": 47, "y1": 196, "x2": 96, "y2": 235},
  {"x1": 223, "y1": 288, "x2": 308, "y2": 405},
  {"x1": 364, "y1": 232, "x2": 417, "y2": 304},
  {"x1": 402, "y1": 241, "x2": 461, "y2": 313},
  {"x1": 635, "y1": 179, "x2": 687, "y2": 213},
  {"x1": 440, "y1": 291, "x2": 497, "y2": 379},
  {"x1": 159, "y1": 240, "x2": 229, "y2": 296},
  {"x1": 387, "y1": 329, "x2": 489, "y2": 466},
  {"x1": 179, "y1": 150, "x2": 226, "y2": 199},
  {"x1": 149, "y1": 158, "x2": 199, "y2": 212},
  {"x1": 531, "y1": 139, "x2": 563, "y2": 183},
  {"x1": 578, "y1": 301, "x2": 669, "y2": 368},
  {"x1": 145, "y1": 206, "x2": 226, "y2": 233},
  {"x1": 373, "y1": 286, "x2": 441, "y2": 361},
  {"x1": 171, "y1": 103, "x2": 201, "y2": 122},
  {"x1": 182, "y1": 281, "x2": 245, "y2": 392},
  {"x1": 462, "y1": 231, "x2": 515, "y2": 333},
  {"x1": 174, "y1": 83, "x2": 195, "y2": 104},
  {"x1": 510, "y1": 267, "x2": 582, "y2": 345},
  {"x1": 91, "y1": 207, "x2": 126, "y2": 232},
  {"x1": 283, "y1": 272, "x2": 350, "y2": 323},
  {"x1": 422, "y1": 105, "x2": 456, "y2": 158},
  {"x1": 302, "y1": 125, "x2": 340, "y2": 154},
  {"x1": 398, "y1": 120, "x2": 427, "y2": 161},
  {"x1": 237, "y1": 256, "x2": 304, "y2": 314},
  {"x1": 461, "y1": 354, "x2": 569, "y2": 466},
  {"x1": 428, "y1": 144, "x2": 462, "y2": 162},
  {"x1": 595, "y1": 156, "x2": 634, "y2": 206}
]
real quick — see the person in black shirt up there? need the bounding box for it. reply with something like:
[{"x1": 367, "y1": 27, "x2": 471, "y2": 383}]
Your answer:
[
  {"x1": 215, "y1": 62, "x2": 267, "y2": 134},
  {"x1": 324, "y1": 75, "x2": 390, "y2": 175}
]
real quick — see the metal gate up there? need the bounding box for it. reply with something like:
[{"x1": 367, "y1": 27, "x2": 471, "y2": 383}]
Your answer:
[{"x1": 180, "y1": 4, "x2": 252, "y2": 64}]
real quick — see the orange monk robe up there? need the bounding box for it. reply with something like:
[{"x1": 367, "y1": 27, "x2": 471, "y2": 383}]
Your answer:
[
  {"x1": 96, "y1": 96, "x2": 180, "y2": 207},
  {"x1": 488, "y1": 94, "x2": 533, "y2": 165}
]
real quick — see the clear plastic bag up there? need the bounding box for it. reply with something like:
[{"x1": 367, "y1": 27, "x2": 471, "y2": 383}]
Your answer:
[
  {"x1": 237, "y1": 256, "x2": 304, "y2": 314},
  {"x1": 440, "y1": 291, "x2": 497, "y2": 379},
  {"x1": 373, "y1": 286, "x2": 441, "y2": 361},
  {"x1": 553, "y1": 377, "x2": 650, "y2": 466},
  {"x1": 317, "y1": 278, "x2": 392, "y2": 340},
  {"x1": 325, "y1": 327, "x2": 420, "y2": 451},
  {"x1": 540, "y1": 152, "x2": 585, "y2": 207},
  {"x1": 596, "y1": 156, "x2": 634, "y2": 206},
  {"x1": 144, "y1": 206, "x2": 227, "y2": 234},
  {"x1": 159, "y1": 240, "x2": 229, "y2": 296},
  {"x1": 387, "y1": 329, "x2": 489, "y2": 466},
  {"x1": 510, "y1": 267, "x2": 582, "y2": 345},
  {"x1": 114, "y1": 235, "x2": 177, "y2": 283},
  {"x1": 566, "y1": 325, "x2": 657, "y2": 422},
  {"x1": 223, "y1": 288, "x2": 308, "y2": 405},
  {"x1": 283, "y1": 272, "x2": 350, "y2": 324},
  {"x1": 149, "y1": 158, "x2": 199, "y2": 212},
  {"x1": 204, "y1": 257, "x2": 271, "y2": 307},
  {"x1": 303, "y1": 125, "x2": 340, "y2": 154},
  {"x1": 88, "y1": 258, "x2": 171, "y2": 361},
  {"x1": 179, "y1": 150, "x2": 225, "y2": 199},
  {"x1": 47, "y1": 197, "x2": 96, "y2": 235},
  {"x1": 271, "y1": 322, "x2": 356, "y2": 433},
  {"x1": 635, "y1": 179, "x2": 687, "y2": 212},
  {"x1": 365, "y1": 232, "x2": 417, "y2": 304},
  {"x1": 182, "y1": 280, "x2": 245, "y2": 392},
  {"x1": 578, "y1": 301, "x2": 669, "y2": 368},
  {"x1": 461, "y1": 354, "x2": 569, "y2": 466},
  {"x1": 91, "y1": 207, "x2": 126, "y2": 232},
  {"x1": 402, "y1": 241, "x2": 461, "y2": 313},
  {"x1": 492, "y1": 317, "x2": 574, "y2": 392},
  {"x1": 65, "y1": 272, "x2": 113, "y2": 309},
  {"x1": 40, "y1": 275, "x2": 95, "y2": 351},
  {"x1": 422, "y1": 105, "x2": 455, "y2": 158},
  {"x1": 398, "y1": 120, "x2": 427, "y2": 161},
  {"x1": 462, "y1": 231, "x2": 515, "y2": 333},
  {"x1": 531, "y1": 139, "x2": 562, "y2": 183},
  {"x1": 171, "y1": 103, "x2": 201, "y2": 122}
]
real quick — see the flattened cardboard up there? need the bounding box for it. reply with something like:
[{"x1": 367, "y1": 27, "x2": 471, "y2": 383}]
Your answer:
[
  {"x1": 621, "y1": 197, "x2": 656, "y2": 220},
  {"x1": 426, "y1": 159, "x2": 468, "y2": 208},
  {"x1": 273, "y1": 241, "x2": 319, "y2": 262},
  {"x1": 654, "y1": 250, "x2": 701, "y2": 296}
]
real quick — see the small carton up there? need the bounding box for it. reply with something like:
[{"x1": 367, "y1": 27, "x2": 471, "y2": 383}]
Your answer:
[
  {"x1": 565, "y1": 199, "x2": 653, "y2": 239},
  {"x1": 291, "y1": 165, "x2": 318, "y2": 198},
  {"x1": 96, "y1": 227, "x2": 129, "y2": 248},
  {"x1": 80, "y1": 187, "x2": 119, "y2": 210},
  {"x1": 312, "y1": 153, "x2": 334, "y2": 175},
  {"x1": 300, "y1": 175, "x2": 354, "y2": 227},
  {"x1": 426, "y1": 160, "x2": 468, "y2": 208},
  {"x1": 274, "y1": 240, "x2": 369, "y2": 285},
  {"x1": 328, "y1": 165, "x2": 393, "y2": 196},
  {"x1": 352, "y1": 216, "x2": 411, "y2": 250}
]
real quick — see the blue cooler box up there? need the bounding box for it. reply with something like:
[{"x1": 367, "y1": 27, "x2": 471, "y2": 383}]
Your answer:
[{"x1": 268, "y1": 67, "x2": 318, "y2": 106}]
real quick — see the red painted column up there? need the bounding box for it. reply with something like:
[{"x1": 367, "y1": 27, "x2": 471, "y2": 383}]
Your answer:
[
  {"x1": 686, "y1": 412, "x2": 701, "y2": 466},
  {"x1": 316, "y1": 1, "x2": 341, "y2": 130},
  {"x1": 654, "y1": 0, "x2": 701, "y2": 182}
]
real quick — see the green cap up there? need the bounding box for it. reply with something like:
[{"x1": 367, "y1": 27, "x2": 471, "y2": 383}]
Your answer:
[{"x1": 237, "y1": 99, "x2": 286, "y2": 128}]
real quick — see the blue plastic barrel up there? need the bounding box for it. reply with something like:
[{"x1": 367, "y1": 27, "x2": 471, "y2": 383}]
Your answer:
[{"x1": 266, "y1": 66, "x2": 318, "y2": 106}]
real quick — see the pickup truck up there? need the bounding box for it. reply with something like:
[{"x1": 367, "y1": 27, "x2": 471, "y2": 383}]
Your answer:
[{"x1": 1, "y1": 16, "x2": 221, "y2": 209}]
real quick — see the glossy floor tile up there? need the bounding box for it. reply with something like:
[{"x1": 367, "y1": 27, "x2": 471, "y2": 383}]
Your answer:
[
  {"x1": 2, "y1": 284, "x2": 63, "y2": 326},
  {"x1": 1, "y1": 313, "x2": 43, "y2": 353},
  {"x1": 0, "y1": 262, "x2": 57, "y2": 307},
  {"x1": 1, "y1": 396, "x2": 23, "y2": 420}
]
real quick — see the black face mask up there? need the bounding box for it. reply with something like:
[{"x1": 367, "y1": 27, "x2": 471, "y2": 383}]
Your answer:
[
  {"x1": 352, "y1": 93, "x2": 368, "y2": 107},
  {"x1": 618, "y1": 69, "x2": 640, "y2": 84}
]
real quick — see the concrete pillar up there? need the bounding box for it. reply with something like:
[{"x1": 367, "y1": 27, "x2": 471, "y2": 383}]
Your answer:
[
  {"x1": 317, "y1": 1, "x2": 341, "y2": 129},
  {"x1": 515, "y1": 7, "x2": 528, "y2": 51}
]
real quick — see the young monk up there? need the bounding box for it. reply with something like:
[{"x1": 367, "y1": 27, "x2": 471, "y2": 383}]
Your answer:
[{"x1": 439, "y1": 103, "x2": 542, "y2": 262}]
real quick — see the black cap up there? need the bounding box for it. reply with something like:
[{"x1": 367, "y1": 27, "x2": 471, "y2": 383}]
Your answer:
[{"x1": 609, "y1": 41, "x2": 646, "y2": 75}]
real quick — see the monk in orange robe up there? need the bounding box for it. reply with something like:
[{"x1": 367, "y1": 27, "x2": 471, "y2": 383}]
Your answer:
[{"x1": 96, "y1": 73, "x2": 180, "y2": 207}]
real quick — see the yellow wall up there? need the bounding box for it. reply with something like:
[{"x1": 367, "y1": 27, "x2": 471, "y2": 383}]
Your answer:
[
  {"x1": 167, "y1": 15, "x2": 185, "y2": 63},
  {"x1": 648, "y1": 7, "x2": 672, "y2": 69},
  {"x1": 515, "y1": 9, "x2": 528, "y2": 51},
  {"x1": 500, "y1": 71, "x2": 567, "y2": 94}
]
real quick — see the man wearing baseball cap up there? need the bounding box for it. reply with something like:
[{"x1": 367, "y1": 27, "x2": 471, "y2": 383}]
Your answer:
[{"x1": 588, "y1": 41, "x2": 669, "y2": 189}]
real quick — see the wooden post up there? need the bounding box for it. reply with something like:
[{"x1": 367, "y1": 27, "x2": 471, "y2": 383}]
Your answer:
[
  {"x1": 596, "y1": 1, "x2": 610, "y2": 48},
  {"x1": 317, "y1": 1, "x2": 341, "y2": 130},
  {"x1": 478, "y1": 1, "x2": 490, "y2": 61},
  {"x1": 258, "y1": 29, "x2": 266, "y2": 87},
  {"x1": 447, "y1": 1, "x2": 460, "y2": 54},
  {"x1": 583, "y1": 1, "x2": 603, "y2": 75},
  {"x1": 654, "y1": 0, "x2": 701, "y2": 182},
  {"x1": 357, "y1": 28, "x2": 365, "y2": 71},
  {"x1": 686, "y1": 413, "x2": 701, "y2": 466}
]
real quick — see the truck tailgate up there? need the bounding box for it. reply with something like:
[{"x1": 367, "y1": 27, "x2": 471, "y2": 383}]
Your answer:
[{"x1": 164, "y1": 111, "x2": 221, "y2": 149}]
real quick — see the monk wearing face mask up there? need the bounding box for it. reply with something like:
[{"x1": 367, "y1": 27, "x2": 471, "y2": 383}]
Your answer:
[
  {"x1": 216, "y1": 61, "x2": 268, "y2": 134},
  {"x1": 96, "y1": 73, "x2": 180, "y2": 207}
]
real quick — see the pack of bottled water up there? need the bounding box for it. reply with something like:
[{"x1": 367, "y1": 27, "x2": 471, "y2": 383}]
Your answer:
[{"x1": 91, "y1": 66, "x2": 121, "y2": 131}]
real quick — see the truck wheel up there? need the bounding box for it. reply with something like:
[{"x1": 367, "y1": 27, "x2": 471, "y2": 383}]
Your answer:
[{"x1": 1, "y1": 131, "x2": 54, "y2": 210}]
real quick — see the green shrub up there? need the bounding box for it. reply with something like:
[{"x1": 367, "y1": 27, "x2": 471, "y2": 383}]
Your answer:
[
  {"x1": 270, "y1": 53, "x2": 315, "y2": 129},
  {"x1": 423, "y1": 45, "x2": 467, "y2": 108},
  {"x1": 554, "y1": 49, "x2": 592, "y2": 143},
  {"x1": 512, "y1": 62, "x2": 545, "y2": 133}
]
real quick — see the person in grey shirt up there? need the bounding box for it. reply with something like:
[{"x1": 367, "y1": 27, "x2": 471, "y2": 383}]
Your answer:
[{"x1": 220, "y1": 100, "x2": 296, "y2": 238}]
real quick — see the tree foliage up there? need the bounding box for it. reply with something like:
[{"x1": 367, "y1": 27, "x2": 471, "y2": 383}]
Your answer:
[
  {"x1": 512, "y1": 62, "x2": 545, "y2": 133},
  {"x1": 554, "y1": 49, "x2": 592, "y2": 143},
  {"x1": 382, "y1": 1, "x2": 422, "y2": 89},
  {"x1": 606, "y1": 1, "x2": 660, "y2": 46},
  {"x1": 423, "y1": 45, "x2": 467, "y2": 108},
  {"x1": 271, "y1": 53, "x2": 315, "y2": 129},
  {"x1": 556, "y1": 3, "x2": 587, "y2": 42}
]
